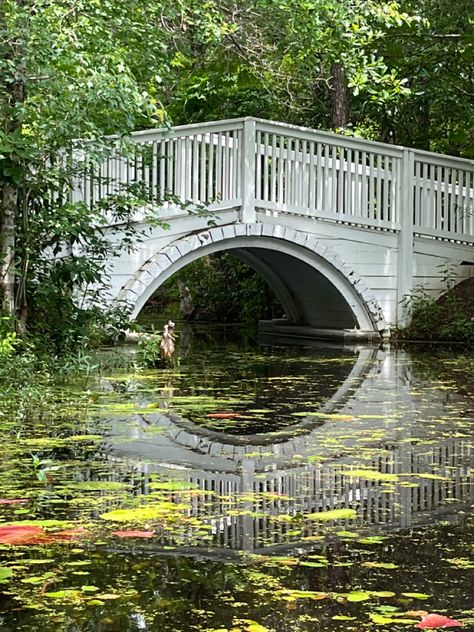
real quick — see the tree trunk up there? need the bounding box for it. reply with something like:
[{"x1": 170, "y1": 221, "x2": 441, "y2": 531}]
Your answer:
[
  {"x1": 0, "y1": 184, "x2": 17, "y2": 315},
  {"x1": 329, "y1": 62, "x2": 349, "y2": 130},
  {"x1": 0, "y1": 0, "x2": 27, "y2": 318},
  {"x1": 418, "y1": 97, "x2": 430, "y2": 150},
  {"x1": 177, "y1": 278, "x2": 195, "y2": 320}
]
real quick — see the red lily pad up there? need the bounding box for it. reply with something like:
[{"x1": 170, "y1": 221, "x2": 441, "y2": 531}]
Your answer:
[
  {"x1": 0, "y1": 524, "x2": 87, "y2": 545},
  {"x1": 206, "y1": 412, "x2": 242, "y2": 419},
  {"x1": 416, "y1": 614, "x2": 463, "y2": 629},
  {"x1": 0, "y1": 499, "x2": 28, "y2": 505},
  {"x1": 112, "y1": 530, "x2": 155, "y2": 538},
  {"x1": 0, "y1": 525, "x2": 45, "y2": 544}
]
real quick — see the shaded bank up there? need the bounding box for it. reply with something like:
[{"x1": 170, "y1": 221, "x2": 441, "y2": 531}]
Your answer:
[{"x1": 394, "y1": 277, "x2": 474, "y2": 344}]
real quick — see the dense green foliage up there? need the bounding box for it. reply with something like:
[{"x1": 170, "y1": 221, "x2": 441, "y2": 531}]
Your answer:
[
  {"x1": 396, "y1": 278, "x2": 474, "y2": 344},
  {"x1": 143, "y1": 253, "x2": 282, "y2": 325}
]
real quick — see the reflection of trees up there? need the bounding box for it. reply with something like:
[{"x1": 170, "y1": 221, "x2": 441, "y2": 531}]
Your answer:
[
  {"x1": 408, "y1": 349, "x2": 474, "y2": 398},
  {"x1": 154, "y1": 344, "x2": 360, "y2": 434}
]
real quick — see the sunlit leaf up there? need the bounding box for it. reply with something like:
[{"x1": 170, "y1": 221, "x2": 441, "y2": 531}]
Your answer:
[
  {"x1": 401, "y1": 593, "x2": 431, "y2": 600},
  {"x1": 362, "y1": 561, "x2": 399, "y2": 569},
  {"x1": 342, "y1": 469, "x2": 399, "y2": 482},
  {"x1": 112, "y1": 530, "x2": 155, "y2": 538},
  {"x1": 347, "y1": 591, "x2": 371, "y2": 602},
  {"x1": 0, "y1": 566, "x2": 13, "y2": 582},
  {"x1": 307, "y1": 508, "x2": 357, "y2": 521}
]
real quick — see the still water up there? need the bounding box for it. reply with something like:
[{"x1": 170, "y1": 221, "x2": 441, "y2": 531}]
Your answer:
[{"x1": 0, "y1": 330, "x2": 473, "y2": 631}]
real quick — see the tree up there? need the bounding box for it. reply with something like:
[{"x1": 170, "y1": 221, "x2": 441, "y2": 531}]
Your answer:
[
  {"x1": 0, "y1": 0, "x2": 177, "y2": 337},
  {"x1": 159, "y1": 0, "x2": 416, "y2": 132}
]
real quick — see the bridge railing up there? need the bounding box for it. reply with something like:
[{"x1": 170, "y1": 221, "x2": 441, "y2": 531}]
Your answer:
[
  {"x1": 412, "y1": 149, "x2": 474, "y2": 243},
  {"x1": 73, "y1": 119, "x2": 244, "y2": 215},
  {"x1": 254, "y1": 119, "x2": 402, "y2": 231},
  {"x1": 73, "y1": 117, "x2": 474, "y2": 244}
]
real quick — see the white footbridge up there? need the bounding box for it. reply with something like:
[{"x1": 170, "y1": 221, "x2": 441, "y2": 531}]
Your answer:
[{"x1": 74, "y1": 118, "x2": 474, "y2": 338}]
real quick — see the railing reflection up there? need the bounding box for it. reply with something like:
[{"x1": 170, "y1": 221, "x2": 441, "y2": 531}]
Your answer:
[{"x1": 128, "y1": 435, "x2": 472, "y2": 552}]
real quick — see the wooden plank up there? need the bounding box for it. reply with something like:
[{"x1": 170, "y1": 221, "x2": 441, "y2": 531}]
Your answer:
[
  {"x1": 309, "y1": 140, "x2": 316, "y2": 211},
  {"x1": 353, "y1": 149, "x2": 359, "y2": 217},
  {"x1": 346, "y1": 148, "x2": 352, "y2": 216},
  {"x1": 383, "y1": 156, "x2": 390, "y2": 223},
  {"x1": 256, "y1": 130, "x2": 262, "y2": 201},
  {"x1": 263, "y1": 131, "x2": 270, "y2": 201},
  {"x1": 301, "y1": 139, "x2": 308, "y2": 211},
  {"x1": 376, "y1": 154, "x2": 383, "y2": 223},
  {"x1": 369, "y1": 153, "x2": 375, "y2": 220},
  {"x1": 316, "y1": 142, "x2": 323, "y2": 211},
  {"x1": 271, "y1": 133, "x2": 277, "y2": 205},
  {"x1": 200, "y1": 134, "x2": 206, "y2": 202},
  {"x1": 255, "y1": 199, "x2": 401, "y2": 230},
  {"x1": 435, "y1": 164, "x2": 442, "y2": 231},
  {"x1": 216, "y1": 132, "x2": 222, "y2": 199},
  {"x1": 278, "y1": 134, "x2": 284, "y2": 204},
  {"x1": 192, "y1": 135, "x2": 199, "y2": 202},
  {"x1": 331, "y1": 145, "x2": 338, "y2": 214},
  {"x1": 337, "y1": 147, "x2": 345, "y2": 214},
  {"x1": 207, "y1": 133, "x2": 214, "y2": 200},
  {"x1": 449, "y1": 167, "x2": 456, "y2": 233}
]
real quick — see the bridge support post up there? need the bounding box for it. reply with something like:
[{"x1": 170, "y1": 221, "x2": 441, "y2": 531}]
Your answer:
[
  {"x1": 397, "y1": 149, "x2": 415, "y2": 325},
  {"x1": 241, "y1": 118, "x2": 256, "y2": 223}
]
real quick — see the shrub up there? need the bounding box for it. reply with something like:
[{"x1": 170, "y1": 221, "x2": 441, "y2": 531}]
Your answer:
[{"x1": 395, "y1": 284, "x2": 474, "y2": 344}]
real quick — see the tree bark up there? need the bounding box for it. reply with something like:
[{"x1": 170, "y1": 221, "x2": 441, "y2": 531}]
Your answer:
[
  {"x1": 0, "y1": 183, "x2": 18, "y2": 315},
  {"x1": 329, "y1": 62, "x2": 349, "y2": 130},
  {"x1": 0, "y1": 0, "x2": 26, "y2": 318}
]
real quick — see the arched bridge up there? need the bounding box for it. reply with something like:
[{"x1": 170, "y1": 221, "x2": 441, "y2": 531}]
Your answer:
[{"x1": 73, "y1": 118, "x2": 474, "y2": 338}]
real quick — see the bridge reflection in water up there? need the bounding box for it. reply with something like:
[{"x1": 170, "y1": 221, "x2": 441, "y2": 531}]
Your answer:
[{"x1": 106, "y1": 348, "x2": 473, "y2": 554}]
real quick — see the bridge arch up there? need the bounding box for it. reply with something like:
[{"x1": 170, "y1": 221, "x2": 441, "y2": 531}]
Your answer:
[{"x1": 118, "y1": 223, "x2": 386, "y2": 333}]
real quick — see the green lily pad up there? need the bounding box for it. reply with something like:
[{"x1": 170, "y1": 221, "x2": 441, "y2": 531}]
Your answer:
[
  {"x1": 0, "y1": 566, "x2": 13, "y2": 582},
  {"x1": 307, "y1": 508, "x2": 357, "y2": 521}
]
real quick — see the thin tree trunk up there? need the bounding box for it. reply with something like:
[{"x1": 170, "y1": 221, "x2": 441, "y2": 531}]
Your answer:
[
  {"x1": 329, "y1": 62, "x2": 349, "y2": 130},
  {"x1": 418, "y1": 97, "x2": 430, "y2": 150},
  {"x1": 0, "y1": 184, "x2": 17, "y2": 315},
  {"x1": 0, "y1": 0, "x2": 27, "y2": 318}
]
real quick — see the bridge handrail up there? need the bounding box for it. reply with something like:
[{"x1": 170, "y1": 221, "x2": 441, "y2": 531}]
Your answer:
[
  {"x1": 73, "y1": 117, "x2": 474, "y2": 245},
  {"x1": 253, "y1": 118, "x2": 405, "y2": 158}
]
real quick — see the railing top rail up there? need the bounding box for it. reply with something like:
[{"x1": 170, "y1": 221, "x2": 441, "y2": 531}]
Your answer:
[
  {"x1": 412, "y1": 147, "x2": 474, "y2": 170},
  {"x1": 253, "y1": 118, "x2": 404, "y2": 158},
  {"x1": 77, "y1": 116, "x2": 474, "y2": 170},
  {"x1": 76, "y1": 118, "x2": 247, "y2": 146},
  {"x1": 126, "y1": 118, "x2": 246, "y2": 144}
]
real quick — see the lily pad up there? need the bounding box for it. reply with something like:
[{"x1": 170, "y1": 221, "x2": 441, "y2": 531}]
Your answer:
[
  {"x1": 307, "y1": 508, "x2": 357, "y2": 521},
  {"x1": 0, "y1": 566, "x2": 13, "y2": 582}
]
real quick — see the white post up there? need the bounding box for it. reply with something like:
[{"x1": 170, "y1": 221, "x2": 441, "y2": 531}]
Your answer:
[
  {"x1": 397, "y1": 149, "x2": 415, "y2": 325},
  {"x1": 241, "y1": 118, "x2": 256, "y2": 223}
]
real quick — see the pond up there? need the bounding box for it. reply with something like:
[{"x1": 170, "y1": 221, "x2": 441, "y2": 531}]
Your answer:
[{"x1": 0, "y1": 328, "x2": 473, "y2": 631}]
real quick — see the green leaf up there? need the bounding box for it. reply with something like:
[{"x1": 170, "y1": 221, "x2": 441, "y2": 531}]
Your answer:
[
  {"x1": 307, "y1": 508, "x2": 357, "y2": 521},
  {"x1": 0, "y1": 566, "x2": 13, "y2": 582},
  {"x1": 347, "y1": 591, "x2": 371, "y2": 602}
]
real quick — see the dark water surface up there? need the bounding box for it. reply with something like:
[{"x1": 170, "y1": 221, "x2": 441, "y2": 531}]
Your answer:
[{"x1": 0, "y1": 331, "x2": 473, "y2": 631}]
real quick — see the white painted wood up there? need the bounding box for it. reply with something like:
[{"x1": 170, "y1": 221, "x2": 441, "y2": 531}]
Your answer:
[
  {"x1": 241, "y1": 119, "x2": 256, "y2": 223},
  {"x1": 71, "y1": 117, "x2": 473, "y2": 331},
  {"x1": 397, "y1": 149, "x2": 415, "y2": 323}
]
